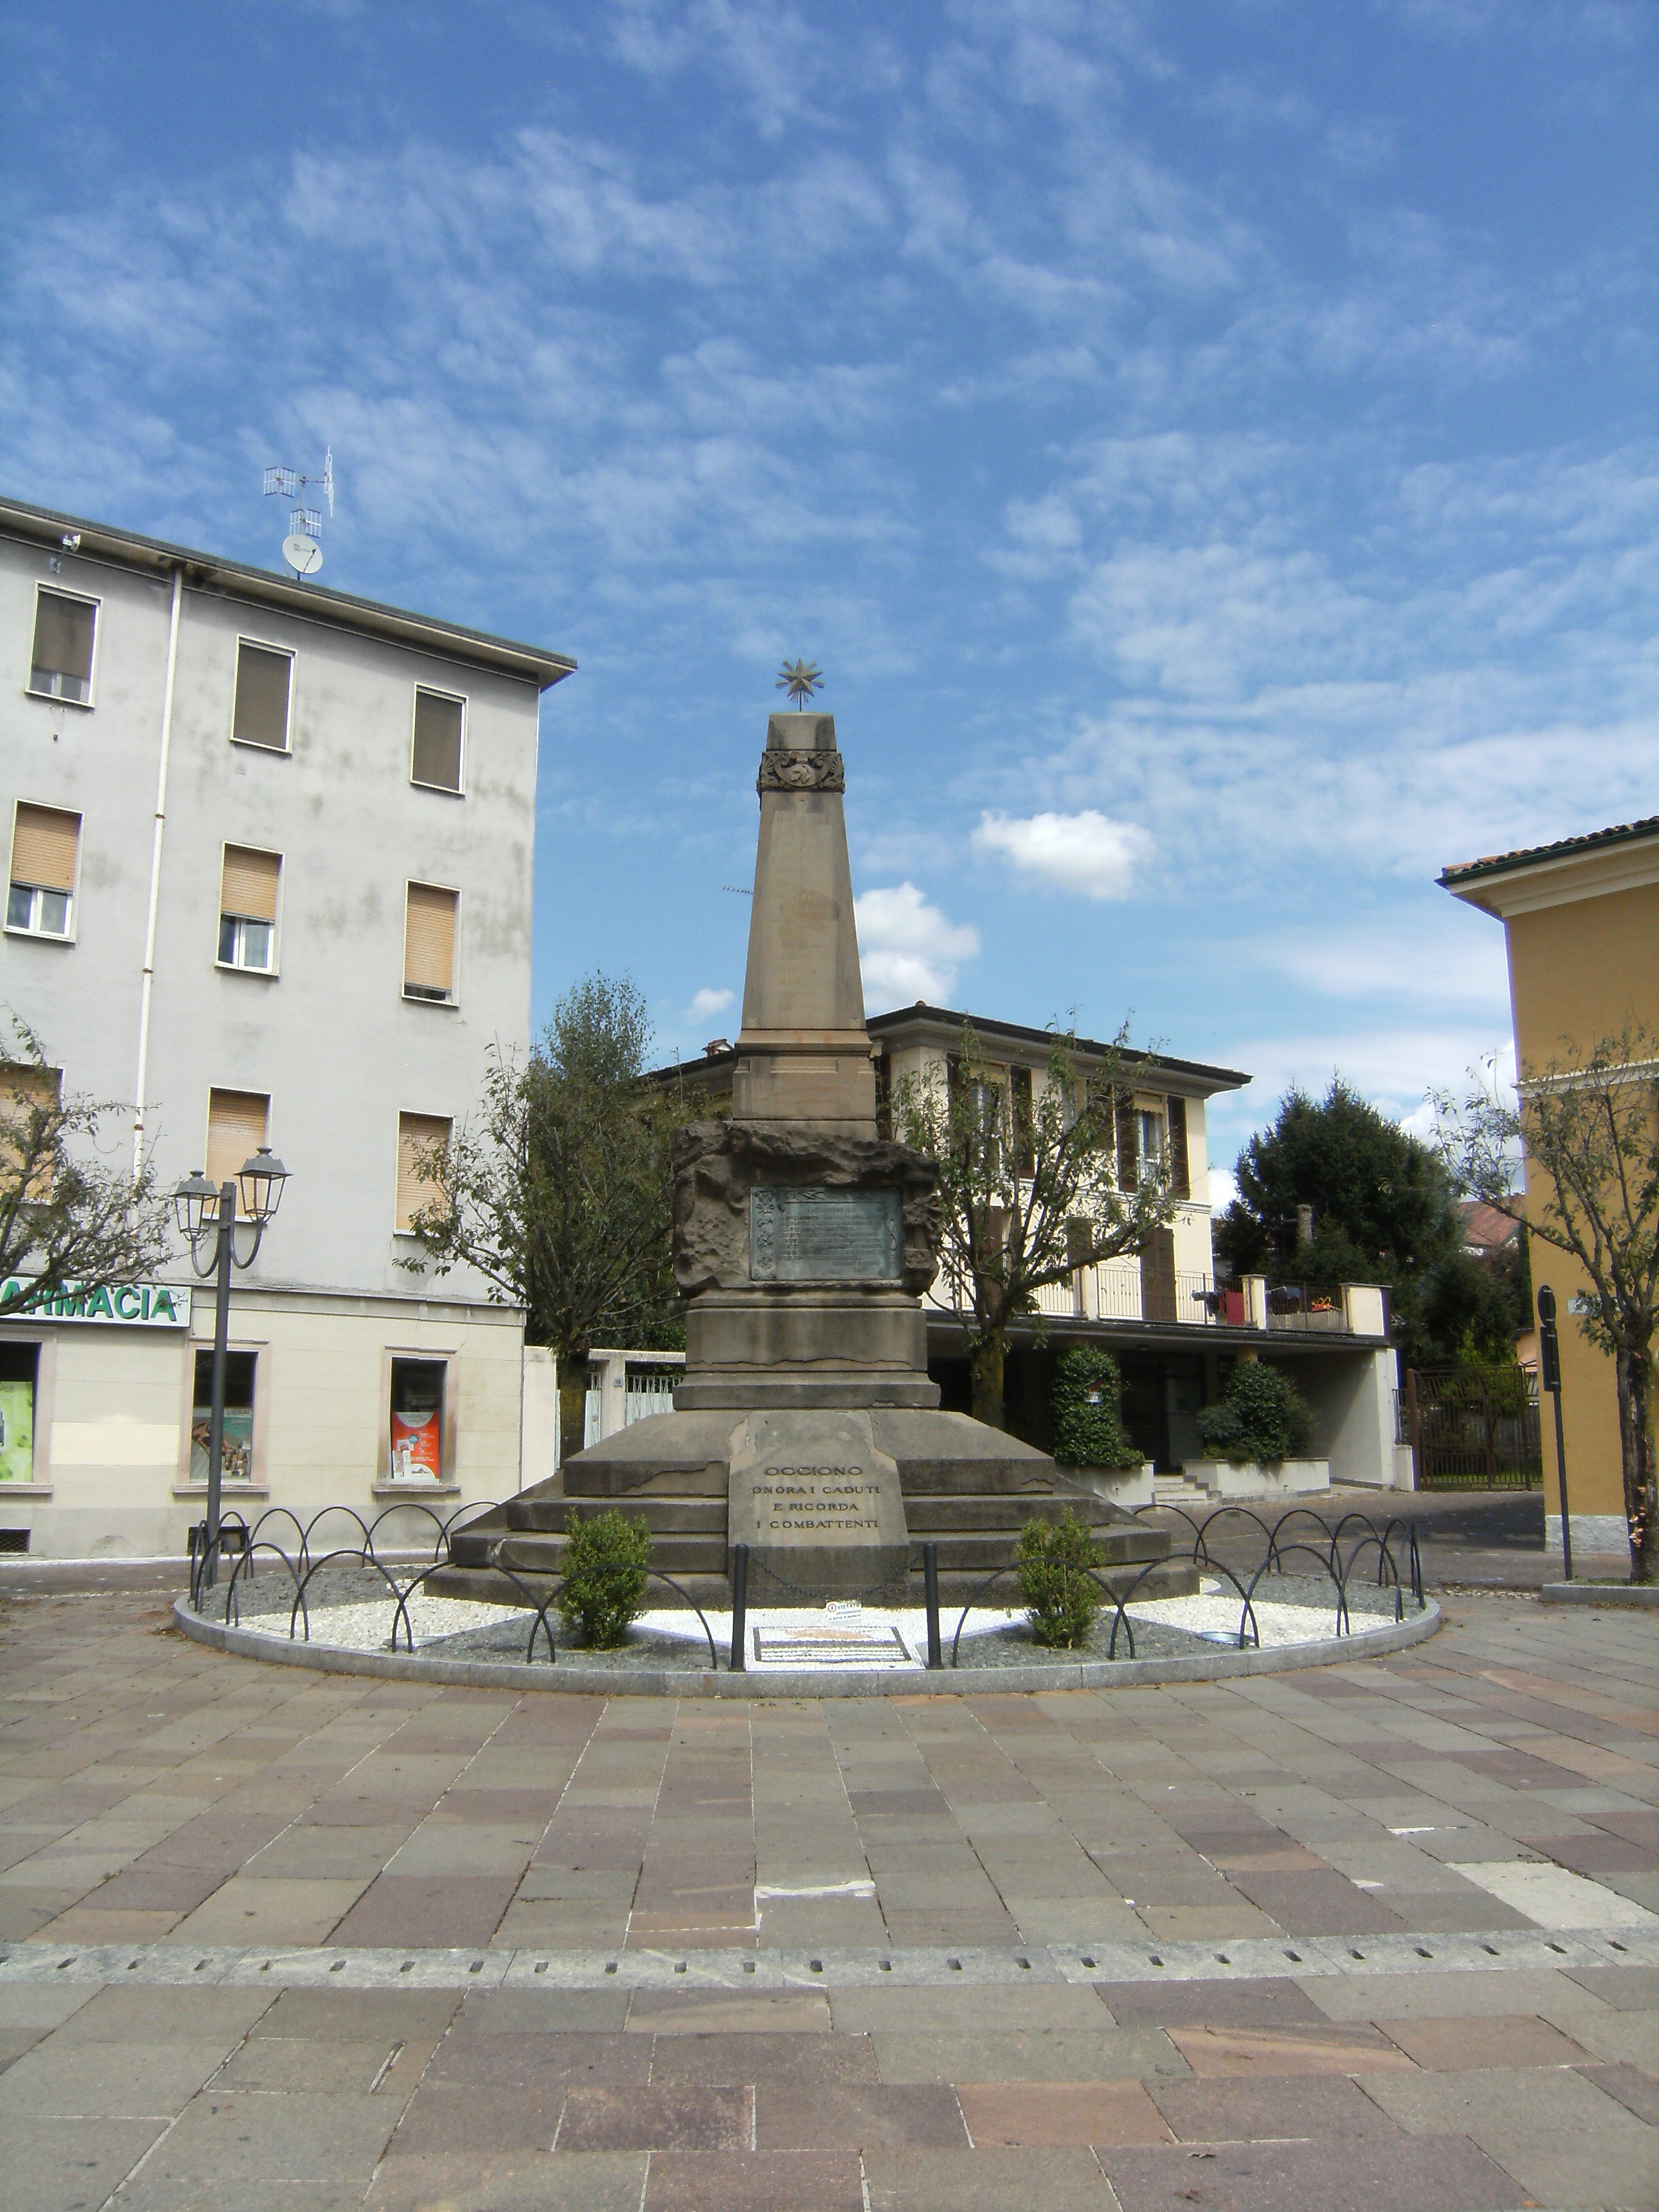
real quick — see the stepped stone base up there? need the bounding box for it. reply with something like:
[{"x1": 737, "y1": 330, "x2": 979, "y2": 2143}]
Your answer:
[{"x1": 431, "y1": 1407, "x2": 1197, "y2": 1609}]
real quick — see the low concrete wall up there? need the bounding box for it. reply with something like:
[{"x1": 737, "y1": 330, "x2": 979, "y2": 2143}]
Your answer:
[{"x1": 1185, "y1": 1458, "x2": 1331, "y2": 1500}]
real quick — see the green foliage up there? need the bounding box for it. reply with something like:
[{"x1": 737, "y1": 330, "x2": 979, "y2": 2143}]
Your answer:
[
  {"x1": 557, "y1": 1508, "x2": 651, "y2": 1647},
  {"x1": 1050, "y1": 1347, "x2": 1141, "y2": 1469},
  {"x1": 1016, "y1": 1509, "x2": 1103, "y2": 1648},
  {"x1": 1214, "y1": 1076, "x2": 1474, "y2": 1368},
  {"x1": 892, "y1": 1021, "x2": 1179, "y2": 1429},
  {"x1": 0, "y1": 1017, "x2": 171, "y2": 1317},
  {"x1": 1195, "y1": 1361, "x2": 1315, "y2": 1465}
]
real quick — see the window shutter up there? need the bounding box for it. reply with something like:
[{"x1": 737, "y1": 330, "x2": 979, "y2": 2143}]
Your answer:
[
  {"x1": 1114, "y1": 1090, "x2": 1138, "y2": 1187},
  {"x1": 411, "y1": 690, "x2": 464, "y2": 790},
  {"x1": 396, "y1": 1112, "x2": 451, "y2": 1230},
  {"x1": 0, "y1": 1063, "x2": 61, "y2": 1195},
  {"x1": 404, "y1": 884, "x2": 457, "y2": 995},
  {"x1": 233, "y1": 642, "x2": 293, "y2": 750},
  {"x1": 30, "y1": 592, "x2": 96, "y2": 689},
  {"x1": 1167, "y1": 1095, "x2": 1191, "y2": 1200},
  {"x1": 1010, "y1": 1064, "x2": 1034, "y2": 1175},
  {"x1": 220, "y1": 846, "x2": 280, "y2": 922},
  {"x1": 205, "y1": 1088, "x2": 269, "y2": 1188},
  {"x1": 10, "y1": 804, "x2": 79, "y2": 892}
]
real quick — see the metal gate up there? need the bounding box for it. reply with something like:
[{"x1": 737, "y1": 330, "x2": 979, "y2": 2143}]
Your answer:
[{"x1": 1406, "y1": 1366, "x2": 1542, "y2": 1490}]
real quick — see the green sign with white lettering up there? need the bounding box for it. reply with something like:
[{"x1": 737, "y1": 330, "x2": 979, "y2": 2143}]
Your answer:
[{"x1": 0, "y1": 1277, "x2": 192, "y2": 1328}]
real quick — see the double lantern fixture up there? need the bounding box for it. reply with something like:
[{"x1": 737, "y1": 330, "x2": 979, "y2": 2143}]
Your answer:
[{"x1": 172, "y1": 1147, "x2": 291, "y2": 1591}]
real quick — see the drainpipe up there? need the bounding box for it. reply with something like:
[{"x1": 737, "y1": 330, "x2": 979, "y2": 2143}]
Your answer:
[{"x1": 133, "y1": 565, "x2": 182, "y2": 1173}]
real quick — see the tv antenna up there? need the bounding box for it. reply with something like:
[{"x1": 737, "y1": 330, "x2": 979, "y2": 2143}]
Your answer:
[{"x1": 264, "y1": 447, "x2": 334, "y2": 579}]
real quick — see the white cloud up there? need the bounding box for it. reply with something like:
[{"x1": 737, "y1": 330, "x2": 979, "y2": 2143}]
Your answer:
[
  {"x1": 855, "y1": 883, "x2": 980, "y2": 1010},
  {"x1": 972, "y1": 809, "x2": 1153, "y2": 900},
  {"x1": 688, "y1": 986, "x2": 735, "y2": 1023}
]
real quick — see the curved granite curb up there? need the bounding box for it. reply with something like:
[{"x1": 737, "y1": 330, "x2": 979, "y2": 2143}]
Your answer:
[{"x1": 173, "y1": 1593, "x2": 1441, "y2": 1696}]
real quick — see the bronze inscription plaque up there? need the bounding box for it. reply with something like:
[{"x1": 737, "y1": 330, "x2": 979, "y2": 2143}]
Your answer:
[{"x1": 750, "y1": 1186, "x2": 902, "y2": 1282}]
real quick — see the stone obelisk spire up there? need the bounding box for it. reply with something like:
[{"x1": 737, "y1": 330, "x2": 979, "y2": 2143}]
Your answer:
[{"x1": 731, "y1": 711, "x2": 876, "y2": 1134}]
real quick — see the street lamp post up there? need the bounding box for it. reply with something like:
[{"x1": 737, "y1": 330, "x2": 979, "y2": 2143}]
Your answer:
[
  {"x1": 173, "y1": 1147, "x2": 289, "y2": 1591},
  {"x1": 1537, "y1": 1284, "x2": 1572, "y2": 1582}
]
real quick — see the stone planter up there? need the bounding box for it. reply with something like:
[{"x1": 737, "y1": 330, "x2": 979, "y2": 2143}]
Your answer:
[
  {"x1": 1184, "y1": 1457, "x2": 1330, "y2": 1500},
  {"x1": 1055, "y1": 1460, "x2": 1156, "y2": 1511}
]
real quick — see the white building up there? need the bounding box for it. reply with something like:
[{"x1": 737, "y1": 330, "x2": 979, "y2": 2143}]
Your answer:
[{"x1": 0, "y1": 495, "x2": 573, "y2": 1557}]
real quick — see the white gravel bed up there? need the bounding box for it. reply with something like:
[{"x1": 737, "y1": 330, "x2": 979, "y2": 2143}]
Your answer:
[{"x1": 253, "y1": 1579, "x2": 1381, "y2": 1666}]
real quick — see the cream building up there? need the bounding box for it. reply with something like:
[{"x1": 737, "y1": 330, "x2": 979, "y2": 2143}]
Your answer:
[
  {"x1": 668, "y1": 1004, "x2": 1405, "y2": 1488},
  {"x1": 1442, "y1": 813, "x2": 1659, "y2": 1558},
  {"x1": 0, "y1": 495, "x2": 573, "y2": 1557}
]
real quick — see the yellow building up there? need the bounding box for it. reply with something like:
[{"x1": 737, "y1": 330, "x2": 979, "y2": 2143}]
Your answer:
[{"x1": 1441, "y1": 814, "x2": 1659, "y2": 1557}]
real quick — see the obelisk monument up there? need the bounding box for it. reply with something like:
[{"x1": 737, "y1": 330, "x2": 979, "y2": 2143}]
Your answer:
[{"x1": 670, "y1": 706, "x2": 943, "y2": 1595}]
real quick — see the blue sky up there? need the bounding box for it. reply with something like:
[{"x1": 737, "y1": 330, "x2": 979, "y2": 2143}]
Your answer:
[{"x1": 4, "y1": 2, "x2": 1654, "y2": 1198}]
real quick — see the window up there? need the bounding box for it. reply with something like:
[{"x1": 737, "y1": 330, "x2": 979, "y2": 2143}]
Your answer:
[
  {"x1": 0, "y1": 1343, "x2": 39, "y2": 1485},
  {"x1": 204, "y1": 1087, "x2": 270, "y2": 1215},
  {"x1": 396, "y1": 1111, "x2": 451, "y2": 1231},
  {"x1": 1137, "y1": 1107, "x2": 1165, "y2": 1181},
  {"x1": 7, "y1": 804, "x2": 79, "y2": 937},
  {"x1": 190, "y1": 1350, "x2": 258, "y2": 1486},
  {"x1": 411, "y1": 688, "x2": 465, "y2": 792},
  {"x1": 218, "y1": 845, "x2": 280, "y2": 972},
  {"x1": 28, "y1": 589, "x2": 97, "y2": 703},
  {"x1": 389, "y1": 1357, "x2": 447, "y2": 1481},
  {"x1": 232, "y1": 640, "x2": 293, "y2": 751},
  {"x1": 403, "y1": 882, "x2": 457, "y2": 1002},
  {"x1": 0, "y1": 1064, "x2": 61, "y2": 1199}
]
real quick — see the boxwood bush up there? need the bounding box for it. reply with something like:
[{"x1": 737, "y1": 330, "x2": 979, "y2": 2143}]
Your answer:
[
  {"x1": 1050, "y1": 1347, "x2": 1142, "y2": 1469},
  {"x1": 1016, "y1": 1509, "x2": 1103, "y2": 1648},
  {"x1": 1195, "y1": 1361, "x2": 1314, "y2": 1465},
  {"x1": 558, "y1": 1507, "x2": 651, "y2": 1647}
]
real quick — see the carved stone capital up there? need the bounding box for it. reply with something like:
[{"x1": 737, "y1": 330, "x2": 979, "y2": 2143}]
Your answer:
[{"x1": 757, "y1": 748, "x2": 846, "y2": 795}]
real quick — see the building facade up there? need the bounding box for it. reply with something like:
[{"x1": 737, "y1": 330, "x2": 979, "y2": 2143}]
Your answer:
[
  {"x1": 668, "y1": 1004, "x2": 1405, "y2": 1488},
  {"x1": 0, "y1": 496, "x2": 573, "y2": 1555},
  {"x1": 1442, "y1": 815, "x2": 1659, "y2": 1557}
]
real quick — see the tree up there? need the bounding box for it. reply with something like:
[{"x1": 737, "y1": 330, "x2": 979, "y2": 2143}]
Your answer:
[
  {"x1": 0, "y1": 1019, "x2": 171, "y2": 1315},
  {"x1": 1214, "y1": 1076, "x2": 1507, "y2": 1368},
  {"x1": 404, "y1": 973, "x2": 691, "y2": 1456},
  {"x1": 1436, "y1": 1025, "x2": 1659, "y2": 1583},
  {"x1": 893, "y1": 1023, "x2": 1179, "y2": 1430}
]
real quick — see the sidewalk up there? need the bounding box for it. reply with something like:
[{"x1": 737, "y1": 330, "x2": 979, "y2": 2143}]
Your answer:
[{"x1": 1, "y1": 1582, "x2": 1654, "y2": 2211}]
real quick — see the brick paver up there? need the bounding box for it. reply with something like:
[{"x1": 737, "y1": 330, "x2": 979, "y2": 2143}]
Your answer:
[{"x1": 0, "y1": 1586, "x2": 1654, "y2": 2209}]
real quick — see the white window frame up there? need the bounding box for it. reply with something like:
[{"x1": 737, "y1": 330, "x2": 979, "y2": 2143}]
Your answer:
[
  {"x1": 402, "y1": 880, "x2": 461, "y2": 1008},
  {"x1": 215, "y1": 844, "x2": 282, "y2": 978},
  {"x1": 5, "y1": 802, "x2": 81, "y2": 945},
  {"x1": 217, "y1": 914, "x2": 277, "y2": 975},
  {"x1": 409, "y1": 683, "x2": 468, "y2": 796},
  {"x1": 229, "y1": 634, "x2": 296, "y2": 756},
  {"x1": 26, "y1": 582, "x2": 100, "y2": 710}
]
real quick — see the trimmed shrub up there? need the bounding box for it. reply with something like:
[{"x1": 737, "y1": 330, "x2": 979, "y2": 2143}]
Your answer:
[
  {"x1": 1050, "y1": 1347, "x2": 1142, "y2": 1469},
  {"x1": 1016, "y1": 1509, "x2": 1103, "y2": 1649},
  {"x1": 1195, "y1": 1361, "x2": 1315, "y2": 1465},
  {"x1": 558, "y1": 1507, "x2": 650, "y2": 1647}
]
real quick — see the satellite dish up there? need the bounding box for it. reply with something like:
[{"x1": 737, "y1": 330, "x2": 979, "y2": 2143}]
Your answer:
[{"x1": 282, "y1": 533, "x2": 323, "y2": 578}]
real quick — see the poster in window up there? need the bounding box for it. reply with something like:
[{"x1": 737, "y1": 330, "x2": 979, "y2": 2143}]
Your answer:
[
  {"x1": 0, "y1": 1379, "x2": 34, "y2": 1482},
  {"x1": 390, "y1": 1364, "x2": 445, "y2": 1481}
]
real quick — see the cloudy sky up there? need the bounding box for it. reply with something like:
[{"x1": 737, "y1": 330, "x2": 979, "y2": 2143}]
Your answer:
[{"x1": 4, "y1": 3, "x2": 1653, "y2": 1197}]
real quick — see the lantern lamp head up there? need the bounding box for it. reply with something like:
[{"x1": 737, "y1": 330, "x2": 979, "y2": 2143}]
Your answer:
[
  {"x1": 171, "y1": 1169, "x2": 218, "y2": 1240},
  {"x1": 238, "y1": 1147, "x2": 289, "y2": 1226}
]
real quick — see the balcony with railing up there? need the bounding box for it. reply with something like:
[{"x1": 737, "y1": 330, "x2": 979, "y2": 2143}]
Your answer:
[{"x1": 947, "y1": 1269, "x2": 1383, "y2": 1337}]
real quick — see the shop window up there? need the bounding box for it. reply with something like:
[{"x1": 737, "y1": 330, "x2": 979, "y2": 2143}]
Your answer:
[
  {"x1": 7, "y1": 803, "x2": 80, "y2": 938},
  {"x1": 389, "y1": 1357, "x2": 447, "y2": 1482},
  {"x1": 232, "y1": 640, "x2": 293, "y2": 751},
  {"x1": 218, "y1": 845, "x2": 280, "y2": 972},
  {"x1": 403, "y1": 882, "x2": 457, "y2": 1003},
  {"x1": 29, "y1": 588, "x2": 97, "y2": 703},
  {"x1": 190, "y1": 1350, "x2": 257, "y2": 1485},
  {"x1": 411, "y1": 688, "x2": 466, "y2": 792},
  {"x1": 0, "y1": 1343, "x2": 39, "y2": 1484}
]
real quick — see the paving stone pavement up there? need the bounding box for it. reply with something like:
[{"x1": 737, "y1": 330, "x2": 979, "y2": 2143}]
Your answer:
[{"x1": 0, "y1": 1585, "x2": 1654, "y2": 2210}]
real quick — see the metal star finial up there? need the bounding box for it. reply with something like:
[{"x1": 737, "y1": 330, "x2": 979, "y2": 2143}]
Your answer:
[{"x1": 777, "y1": 657, "x2": 823, "y2": 708}]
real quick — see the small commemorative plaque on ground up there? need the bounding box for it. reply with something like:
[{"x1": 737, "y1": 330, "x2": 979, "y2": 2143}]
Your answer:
[
  {"x1": 727, "y1": 1408, "x2": 910, "y2": 1599},
  {"x1": 750, "y1": 1185, "x2": 902, "y2": 1282}
]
